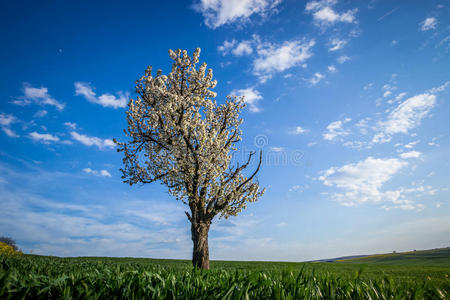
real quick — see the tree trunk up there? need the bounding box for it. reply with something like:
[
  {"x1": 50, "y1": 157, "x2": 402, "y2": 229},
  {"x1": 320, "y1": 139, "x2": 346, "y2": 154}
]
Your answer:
[{"x1": 191, "y1": 220, "x2": 211, "y2": 269}]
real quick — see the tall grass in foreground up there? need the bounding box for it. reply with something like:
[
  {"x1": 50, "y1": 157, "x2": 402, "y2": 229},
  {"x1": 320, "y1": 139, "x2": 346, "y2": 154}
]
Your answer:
[{"x1": 0, "y1": 255, "x2": 447, "y2": 299}]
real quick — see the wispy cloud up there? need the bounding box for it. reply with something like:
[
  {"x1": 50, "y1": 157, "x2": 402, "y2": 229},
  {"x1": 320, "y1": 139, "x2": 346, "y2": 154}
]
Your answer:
[
  {"x1": 376, "y1": 7, "x2": 398, "y2": 22},
  {"x1": 74, "y1": 82, "x2": 128, "y2": 109},
  {"x1": 231, "y1": 87, "x2": 263, "y2": 112},
  {"x1": 64, "y1": 122, "x2": 77, "y2": 130},
  {"x1": 373, "y1": 93, "x2": 436, "y2": 143},
  {"x1": 0, "y1": 113, "x2": 19, "y2": 138},
  {"x1": 427, "y1": 81, "x2": 449, "y2": 94},
  {"x1": 319, "y1": 156, "x2": 427, "y2": 210},
  {"x1": 290, "y1": 126, "x2": 308, "y2": 135},
  {"x1": 29, "y1": 132, "x2": 60, "y2": 143},
  {"x1": 0, "y1": 185, "x2": 189, "y2": 257},
  {"x1": 218, "y1": 35, "x2": 315, "y2": 82},
  {"x1": 193, "y1": 0, "x2": 281, "y2": 29},
  {"x1": 218, "y1": 40, "x2": 253, "y2": 56},
  {"x1": 420, "y1": 17, "x2": 437, "y2": 31},
  {"x1": 337, "y1": 55, "x2": 350, "y2": 64},
  {"x1": 323, "y1": 118, "x2": 351, "y2": 141},
  {"x1": 319, "y1": 157, "x2": 407, "y2": 206},
  {"x1": 289, "y1": 185, "x2": 306, "y2": 192},
  {"x1": 34, "y1": 110, "x2": 48, "y2": 118},
  {"x1": 309, "y1": 72, "x2": 325, "y2": 85},
  {"x1": 399, "y1": 151, "x2": 421, "y2": 159},
  {"x1": 383, "y1": 91, "x2": 392, "y2": 98},
  {"x1": 70, "y1": 131, "x2": 115, "y2": 150},
  {"x1": 12, "y1": 84, "x2": 65, "y2": 111},
  {"x1": 305, "y1": 0, "x2": 357, "y2": 26},
  {"x1": 270, "y1": 147, "x2": 284, "y2": 152},
  {"x1": 253, "y1": 38, "x2": 315, "y2": 82},
  {"x1": 83, "y1": 167, "x2": 112, "y2": 177},
  {"x1": 0, "y1": 114, "x2": 16, "y2": 127},
  {"x1": 233, "y1": 41, "x2": 253, "y2": 56},
  {"x1": 218, "y1": 39, "x2": 237, "y2": 55},
  {"x1": 328, "y1": 38, "x2": 347, "y2": 51}
]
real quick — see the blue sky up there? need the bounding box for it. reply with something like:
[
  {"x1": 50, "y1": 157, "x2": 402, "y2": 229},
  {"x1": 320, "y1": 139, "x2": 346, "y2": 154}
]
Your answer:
[{"x1": 0, "y1": 0, "x2": 449, "y2": 261}]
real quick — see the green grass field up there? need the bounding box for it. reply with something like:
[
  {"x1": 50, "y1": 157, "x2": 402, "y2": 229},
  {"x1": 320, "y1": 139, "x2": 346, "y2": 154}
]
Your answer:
[
  {"x1": 0, "y1": 248, "x2": 449, "y2": 299},
  {"x1": 336, "y1": 247, "x2": 450, "y2": 267}
]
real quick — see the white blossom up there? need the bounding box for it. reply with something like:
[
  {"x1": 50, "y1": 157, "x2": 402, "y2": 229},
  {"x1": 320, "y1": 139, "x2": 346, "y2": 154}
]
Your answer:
[{"x1": 116, "y1": 48, "x2": 264, "y2": 219}]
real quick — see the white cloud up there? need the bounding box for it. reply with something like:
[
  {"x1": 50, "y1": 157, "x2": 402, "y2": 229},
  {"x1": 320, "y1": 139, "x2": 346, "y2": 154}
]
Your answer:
[
  {"x1": 83, "y1": 168, "x2": 112, "y2": 177},
  {"x1": 231, "y1": 87, "x2": 263, "y2": 112},
  {"x1": 382, "y1": 83, "x2": 396, "y2": 92},
  {"x1": 0, "y1": 113, "x2": 18, "y2": 137},
  {"x1": 34, "y1": 110, "x2": 48, "y2": 118},
  {"x1": 319, "y1": 156, "x2": 421, "y2": 208},
  {"x1": 64, "y1": 122, "x2": 77, "y2": 130},
  {"x1": 70, "y1": 131, "x2": 115, "y2": 150},
  {"x1": 309, "y1": 72, "x2": 325, "y2": 85},
  {"x1": 395, "y1": 92, "x2": 407, "y2": 101},
  {"x1": 428, "y1": 81, "x2": 449, "y2": 94},
  {"x1": 399, "y1": 151, "x2": 421, "y2": 159},
  {"x1": 193, "y1": 0, "x2": 281, "y2": 29},
  {"x1": 323, "y1": 117, "x2": 351, "y2": 141},
  {"x1": 12, "y1": 84, "x2": 65, "y2": 110},
  {"x1": 337, "y1": 55, "x2": 350, "y2": 64},
  {"x1": 218, "y1": 39, "x2": 237, "y2": 55},
  {"x1": 2, "y1": 127, "x2": 18, "y2": 138},
  {"x1": 29, "y1": 132, "x2": 60, "y2": 143},
  {"x1": 233, "y1": 40, "x2": 253, "y2": 56},
  {"x1": 363, "y1": 83, "x2": 374, "y2": 90},
  {"x1": 320, "y1": 157, "x2": 407, "y2": 203},
  {"x1": 74, "y1": 82, "x2": 128, "y2": 109},
  {"x1": 355, "y1": 118, "x2": 369, "y2": 132},
  {"x1": 24, "y1": 86, "x2": 65, "y2": 110},
  {"x1": 383, "y1": 91, "x2": 392, "y2": 98},
  {"x1": 289, "y1": 184, "x2": 307, "y2": 192},
  {"x1": 328, "y1": 65, "x2": 337, "y2": 72},
  {"x1": 101, "y1": 170, "x2": 111, "y2": 177},
  {"x1": 305, "y1": 0, "x2": 357, "y2": 26},
  {"x1": 420, "y1": 17, "x2": 437, "y2": 31},
  {"x1": 320, "y1": 155, "x2": 437, "y2": 210},
  {"x1": 373, "y1": 93, "x2": 436, "y2": 144},
  {"x1": 383, "y1": 93, "x2": 436, "y2": 135},
  {"x1": 0, "y1": 183, "x2": 189, "y2": 257},
  {"x1": 270, "y1": 147, "x2": 284, "y2": 152},
  {"x1": 328, "y1": 38, "x2": 347, "y2": 51},
  {"x1": 218, "y1": 40, "x2": 253, "y2": 56},
  {"x1": 404, "y1": 140, "x2": 419, "y2": 149},
  {"x1": 291, "y1": 126, "x2": 308, "y2": 135},
  {"x1": 0, "y1": 113, "x2": 16, "y2": 127},
  {"x1": 253, "y1": 39, "x2": 315, "y2": 82}
]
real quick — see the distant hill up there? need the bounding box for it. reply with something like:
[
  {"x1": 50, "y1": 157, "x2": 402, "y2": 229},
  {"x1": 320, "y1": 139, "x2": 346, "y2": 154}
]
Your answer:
[
  {"x1": 334, "y1": 247, "x2": 450, "y2": 266},
  {"x1": 310, "y1": 255, "x2": 370, "y2": 263}
]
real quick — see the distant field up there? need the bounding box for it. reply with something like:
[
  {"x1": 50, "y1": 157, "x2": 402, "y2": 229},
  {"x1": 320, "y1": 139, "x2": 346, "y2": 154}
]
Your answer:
[
  {"x1": 1, "y1": 250, "x2": 449, "y2": 299},
  {"x1": 336, "y1": 247, "x2": 450, "y2": 266}
]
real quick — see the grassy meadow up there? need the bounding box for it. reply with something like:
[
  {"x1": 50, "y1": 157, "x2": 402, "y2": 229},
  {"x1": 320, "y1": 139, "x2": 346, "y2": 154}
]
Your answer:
[{"x1": 0, "y1": 248, "x2": 449, "y2": 299}]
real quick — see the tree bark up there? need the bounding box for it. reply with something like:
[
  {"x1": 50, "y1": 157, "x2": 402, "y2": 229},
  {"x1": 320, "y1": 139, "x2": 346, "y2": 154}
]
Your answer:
[{"x1": 191, "y1": 219, "x2": 211, "y2": 269}]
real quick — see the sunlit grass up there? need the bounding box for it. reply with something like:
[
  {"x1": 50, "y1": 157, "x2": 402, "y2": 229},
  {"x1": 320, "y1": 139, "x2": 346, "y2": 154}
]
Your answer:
[{"x1": 1, "y1": 254, "x2": 448, "y2": 299}]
